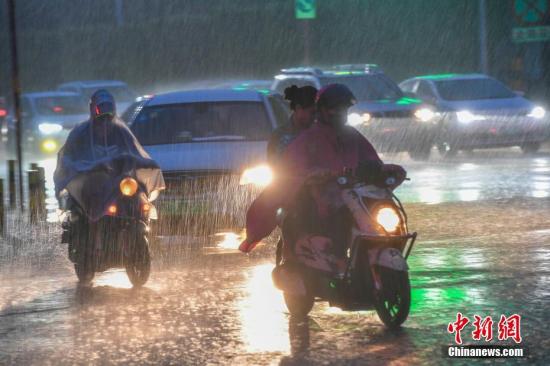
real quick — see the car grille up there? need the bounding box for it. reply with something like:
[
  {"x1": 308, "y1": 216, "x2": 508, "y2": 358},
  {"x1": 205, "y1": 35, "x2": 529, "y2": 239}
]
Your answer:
[{"x1": 162, "y1": 170, "x2": 237, "y2": 198}]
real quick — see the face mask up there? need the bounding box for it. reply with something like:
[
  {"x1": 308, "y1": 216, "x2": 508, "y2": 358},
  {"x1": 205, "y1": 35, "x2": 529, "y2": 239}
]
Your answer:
[
  {"x1": 94, "y1": 114, "x2": 113, "y2": 125},
  {"x1": 323, "y1": 106, "x2": 348, "y2": 128}
]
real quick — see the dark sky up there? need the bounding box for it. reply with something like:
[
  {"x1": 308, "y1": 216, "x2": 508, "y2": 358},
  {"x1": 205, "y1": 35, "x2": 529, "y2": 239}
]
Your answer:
[{"x1": 0, "y1": 1, "x2": 531, "y2": 97}]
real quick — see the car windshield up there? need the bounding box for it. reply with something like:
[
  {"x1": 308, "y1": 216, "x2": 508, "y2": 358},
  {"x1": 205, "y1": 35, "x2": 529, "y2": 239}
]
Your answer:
[
  {"x1": 34, "y1": 95, "x2": 87, "y2": 115},
  {"x1": 131, "y1": 101, "x2": 272, "y2": 145},
  {"x1": 82, "y1": 86, "x2": 135, "y2": 102},
  {"x1": 435, "y1": 78, "x2": 516, "y2": 101},
  {"x1": 121, "y1": 101, "x2": 146, "y2": 124},
  {"x1": 320, "y1": 74, "x2": 403, "y2": 101}
]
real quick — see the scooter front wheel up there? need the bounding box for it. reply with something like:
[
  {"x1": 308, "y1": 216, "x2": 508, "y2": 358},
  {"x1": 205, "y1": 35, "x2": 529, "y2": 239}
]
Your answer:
[
  {"x1": 126, "y1": 234, "x2": 151, "y2": 287},
  {"x1": 374, "y1": 267, "x2": 411, "y2": 329},
  {"x1": 74, "y1": 227, "x2": 94, "y2": 285}
]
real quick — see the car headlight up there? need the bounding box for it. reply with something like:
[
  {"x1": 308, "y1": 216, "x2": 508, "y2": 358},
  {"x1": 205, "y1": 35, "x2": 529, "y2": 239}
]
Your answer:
[
  {"x1": 347, "y1": 112, "x2": 371, "y2": 126},
  {"x1": 376, "y1": 207, "x2": 400, "y2": 232},
  {"x1": 240, "y1": 165, "x2": 273, "y2": 187},
  {"x1": 528, "y1": 106, "x2": 546, "y2": 119},
  {"x1": 38, "y1": 123, "x2": 63, "y2": 135},
  {"x1": 414, "y1": 108, "x2": 436, "y2": 122},
  {"x1": 456, "y1": 110, "x2": 486, "y2": 123},
  {"x1": 120, "y1": 177, "x2": 138, "y2": 196},
  {"x1": 40, "y1": 139, "x2": 58, "y2": 153}
]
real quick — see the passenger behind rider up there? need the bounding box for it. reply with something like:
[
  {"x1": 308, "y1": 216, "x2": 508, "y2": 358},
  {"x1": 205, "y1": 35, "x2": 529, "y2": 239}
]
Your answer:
[{"x1": 267, "y1": 85, "x2": 317, "y2": 165}]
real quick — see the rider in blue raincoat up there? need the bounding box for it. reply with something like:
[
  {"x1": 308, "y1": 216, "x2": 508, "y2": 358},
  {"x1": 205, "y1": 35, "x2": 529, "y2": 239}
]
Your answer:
[{"x1": 54, "y1": 90, "x2": 164, "y2": 218}]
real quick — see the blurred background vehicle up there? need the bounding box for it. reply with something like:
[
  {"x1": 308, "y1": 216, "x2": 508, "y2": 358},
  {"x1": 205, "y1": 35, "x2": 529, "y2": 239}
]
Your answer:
[
  {"x1": 57, "y1": 80, "x2": 137, "y2": 113},
  {"x1": 400, "y1": 73, "x2": 549, "y2": 156},
  {"x1": 272, "y1": 64, "x2": 439, "y2": 160},
  {"x1": 129, "y1": 88, "x2": 290, "y2": 233},
  {"x1": 4, "y1": 91, "x2": 88, "y2": 156}
]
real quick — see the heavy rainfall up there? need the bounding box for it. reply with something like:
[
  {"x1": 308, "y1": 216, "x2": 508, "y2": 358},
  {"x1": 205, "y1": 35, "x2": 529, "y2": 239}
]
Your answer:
[{"x1": 0, "y1": 1, "x2": 549, "y2": 365}]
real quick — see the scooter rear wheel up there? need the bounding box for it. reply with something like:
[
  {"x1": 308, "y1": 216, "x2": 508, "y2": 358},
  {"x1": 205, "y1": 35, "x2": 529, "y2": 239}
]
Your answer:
[
  {"x1": 283, "y1": 292, "x2": 314, "y2": 319},
  {"x1": 374, "y1": 267, "x2": 411, "y2": 329}
]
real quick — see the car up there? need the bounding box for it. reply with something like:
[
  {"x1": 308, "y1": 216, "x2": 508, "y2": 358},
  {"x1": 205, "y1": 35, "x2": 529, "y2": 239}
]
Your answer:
[
  {"x1": 5, "y1": 91, "x2": 89, "y2": 155},
  {"x1": 399, "y1": 73, "x2": 549, "y2": 156},
  {"x1": 272, "y1": 64, "x2": 438, "y2": 160},
  {"x1": 128, "y1": 88, "x2": 290, "y2": 232},
  {"x1": 57, "y1": 80, "x2": 137, "y2": 113}
]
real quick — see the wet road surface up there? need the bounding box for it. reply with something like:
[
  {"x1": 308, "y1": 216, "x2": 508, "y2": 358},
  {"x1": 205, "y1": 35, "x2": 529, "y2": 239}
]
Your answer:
[{"x1": 1, "y1": 147, "x2": 550, "y2": 365}]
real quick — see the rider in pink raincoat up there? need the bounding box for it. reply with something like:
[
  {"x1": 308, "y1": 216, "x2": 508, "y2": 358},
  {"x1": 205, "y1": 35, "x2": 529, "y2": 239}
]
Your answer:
[{"x1": 240, "y1": 84, "x2": 406, "y2": 258}]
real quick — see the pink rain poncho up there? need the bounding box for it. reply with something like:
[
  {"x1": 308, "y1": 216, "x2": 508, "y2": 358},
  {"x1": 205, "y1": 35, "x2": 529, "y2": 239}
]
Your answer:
[{"x1": 241, "y1": 122, "x2": 383, "y2": 251}]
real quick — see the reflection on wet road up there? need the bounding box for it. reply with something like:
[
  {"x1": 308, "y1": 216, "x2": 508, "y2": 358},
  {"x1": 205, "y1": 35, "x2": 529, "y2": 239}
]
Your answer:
[
  {"x1": 0, "y1": 148, "x2": 549, "y2": 364},
  {"x1": 1, "y1": 202, "x2": 549, "y2": 364},
  {"x1": 394, "y1": 152, "x2": 550, "y2": 204}
]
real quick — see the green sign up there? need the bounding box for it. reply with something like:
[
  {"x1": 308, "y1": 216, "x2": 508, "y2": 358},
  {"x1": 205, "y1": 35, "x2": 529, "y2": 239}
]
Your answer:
[
  {"x1": 513, "y1": 25, "x2": 550, "y2": 42},
  {"x1": 513, "y1": 0, "x2": 549, "y2": 42},
  {"x1": 295, "y1": 0, "x2": 316, "y2": 20}
]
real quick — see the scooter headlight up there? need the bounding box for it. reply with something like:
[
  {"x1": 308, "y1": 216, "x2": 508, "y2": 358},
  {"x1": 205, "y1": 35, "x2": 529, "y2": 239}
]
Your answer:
[
  {"x1": 376, "y1": 207, "x2": 401, "y2": 233},
  {"x1": 240, "y1": 165, "x2": 273, "y2": 187},
  {"x1": 120, "y1": 177, "x2": 138, "y2": 196}
]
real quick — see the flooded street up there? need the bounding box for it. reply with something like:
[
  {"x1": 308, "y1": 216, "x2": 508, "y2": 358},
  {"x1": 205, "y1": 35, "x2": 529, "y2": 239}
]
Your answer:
[{"x1": 1, "y1": 149, "x2": 549, "y2": 365}]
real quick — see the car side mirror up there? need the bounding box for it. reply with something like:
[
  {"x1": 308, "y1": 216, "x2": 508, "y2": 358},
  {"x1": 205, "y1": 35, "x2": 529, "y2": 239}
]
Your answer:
[{"x1": 403, "y1": 91, "x2": 417, "y2": 99}]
